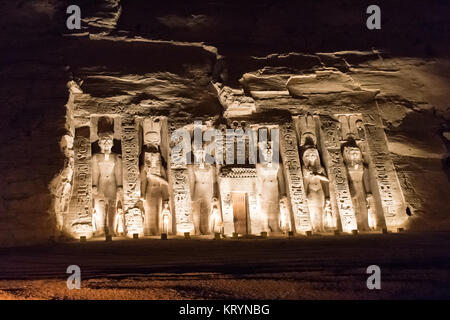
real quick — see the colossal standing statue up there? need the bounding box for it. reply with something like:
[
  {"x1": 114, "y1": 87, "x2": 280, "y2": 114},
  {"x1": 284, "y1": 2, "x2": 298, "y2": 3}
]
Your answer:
[
  {"x1": 92, "y1": 132, "x2": 123, "y2": 236},
  {"x1": 301, "y1": 146, "x2": 330, "y2": 233},
  {"x1": 342, "y1": 139, "x2": 373, "y2": 231},
  {"x1": 140, "y1": 148, "x2": 169, "y2": 235},
  {"x1": 256, "y1": 140, "x2": 286, "y2": 233},
  {"x1": 189, "y1": 145, "x2": 218, "y2": 235}
]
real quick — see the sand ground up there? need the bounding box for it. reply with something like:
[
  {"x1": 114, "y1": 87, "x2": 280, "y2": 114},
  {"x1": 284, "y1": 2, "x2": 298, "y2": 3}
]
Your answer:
[{"x1": 0, "y1": 231, "x2": 449, "y2": 300}]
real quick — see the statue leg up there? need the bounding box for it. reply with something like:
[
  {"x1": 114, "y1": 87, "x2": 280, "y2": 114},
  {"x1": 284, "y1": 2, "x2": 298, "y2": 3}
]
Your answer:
[
  {"x1": 192, "y1": 201, "x2": 201, "y2": 235},
  {"x1": 149, "y1": 200, "x2": 159, "y2": 235},
  {"x1": 210, "y1": 215, "x2": 215, "y2": 234},
  {"x1": 94, "y1": 198, "x2": 106, "y2": 236},
  {"x1": 106, "y1": 200, "x2": 116, "y2": 236},
  {"x1": 200, "y1": 201, "x2": 210, "y2": 234},
  {"x1": 355, "y1": 194, "x2": 370, "y2": 231},
  {"x1": 143, "y1": 199, "x2": 151, "y2": 236},
  {"x1": 268, "y1": 202, "x2": 281, "y2": 233},
  {"x1": 360, "y1": 206, "x2": 370, "y2": 231}
]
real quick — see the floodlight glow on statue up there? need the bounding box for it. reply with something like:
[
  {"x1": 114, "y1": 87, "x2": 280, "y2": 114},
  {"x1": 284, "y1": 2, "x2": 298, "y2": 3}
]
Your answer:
[
  {"x1": 302, "y1": 146, "x2": 330, "y2": 232},
  {"x1": 140, "y1": 148, "x2": 169, "y2": 235},
  {"x1": 92, "y1": 132, "x2": 123, "y2": 236},
  {"x1": 189, "y1": 143, "x2": 219, "y2": 235},
  {"x1": 342, "y1": 140, "x2": 375, "y2": 231},
  {"x1": 256, "y1": 139, "x2": 285, "y2": 233}
]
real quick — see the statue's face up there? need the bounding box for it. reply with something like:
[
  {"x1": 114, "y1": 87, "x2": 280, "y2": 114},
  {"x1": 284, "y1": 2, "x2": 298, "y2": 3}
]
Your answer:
[
  {"x1": 98, "y1": 136, "x2": 113, "y2": 154},
  {"x1": 260, "y1": 142, "x2": 273, "y2": 163},
  {"x1": 303, "y1": 148, "x2": 319, "y2": 165},
  {"x1": 356, "y1": 120, "x2": 363, "y2": 129},
  {"x1": 143, "y1": 118, "x2": 161, "y2": 144},
  {"x1": 344, "y1": 147, "x2": 362, "y2": 163},
  {"x1": 144, "y1": 131, "x2": 160, "y2": 146}
]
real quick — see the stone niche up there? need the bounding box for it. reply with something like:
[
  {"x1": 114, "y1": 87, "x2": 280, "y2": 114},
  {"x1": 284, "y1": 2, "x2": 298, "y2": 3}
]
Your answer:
[
  {"x1": 58, "y1": 106, "x2": 173, "y2": 238},
  {"x1": 54, "y1": 89, "x2": 410, "y2": 239}
]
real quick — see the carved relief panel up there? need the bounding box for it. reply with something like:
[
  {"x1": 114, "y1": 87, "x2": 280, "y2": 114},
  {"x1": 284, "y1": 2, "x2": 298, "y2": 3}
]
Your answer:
[
  {"x1": 279, "y1": 122, "x2": 312, "y2": 233},
  {"x1": 318, "y1": 116, "x2": 357, "y2": 233},
  {"x1": 361, "y1": 113, "x2": 408, "y2": 230},
  {"x1": 66, "y1": 126, "x2": 93, "y2": 238}
]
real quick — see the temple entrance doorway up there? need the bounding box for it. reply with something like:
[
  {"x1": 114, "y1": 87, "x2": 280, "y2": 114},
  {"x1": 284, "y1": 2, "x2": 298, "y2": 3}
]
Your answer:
[{"x1": 232, "y1": 192, "x2": 249, "y2": 235}]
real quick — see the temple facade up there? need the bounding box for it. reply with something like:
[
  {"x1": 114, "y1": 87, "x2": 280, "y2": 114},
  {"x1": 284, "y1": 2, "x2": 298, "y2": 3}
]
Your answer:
[{"x1": 55, "y1": 80, "x2": 410, "y2": 239}]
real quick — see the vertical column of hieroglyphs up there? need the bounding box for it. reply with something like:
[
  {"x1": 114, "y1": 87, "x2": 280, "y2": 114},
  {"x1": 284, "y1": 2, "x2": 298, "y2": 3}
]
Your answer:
[
  {"x1": 169, "y1": 124, "x2": 194, "y2": 235},
  {"x1": 246, "y1": 125, "x2": 259, "y2": 235},
  {"x1": 279, "y1": 122, "x2": 312, "y2": 233},
  {"x1": 362, "y1": 113, "x2": 408, "y2": 230},
  {"x1": 318, "y1": 116, "x2": 357, "y2": 232},
  {"x1": 121, "y1": 117, "x2": 144, "y2": 236},
  {"x1": 220, "y1": 127, "x2": 236, "y2": 234},
  {"x1": 67, "y1": 126, "x2": 93, "y2": 238}
]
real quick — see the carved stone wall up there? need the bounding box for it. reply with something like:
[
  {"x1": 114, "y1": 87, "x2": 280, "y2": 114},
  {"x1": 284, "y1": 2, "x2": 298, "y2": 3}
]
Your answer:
[
  {"x1": 66, "y1": 126, "x2": 93, "y2": 238},
  {"x1": 169, "y1": 124, "x2": 195, "y2": 235},
  {"x1": 171, "y1": 169, "x2": 194, "y2": 234},
  {"x1": 362, "y1": 114, "x2": 409, "y2": 230},
  {"x1": 58, "y1": 112, "x2": 410, "y2": 239},
  {"x1": 279, "y1": 123, "x2": 312, "y2": 233},
  {"x1": 121, "y1": 118, "x2": 144, "y2": 236},
  {"x1": 319, "y1": 116, "x2": 357, "y2": 233}
]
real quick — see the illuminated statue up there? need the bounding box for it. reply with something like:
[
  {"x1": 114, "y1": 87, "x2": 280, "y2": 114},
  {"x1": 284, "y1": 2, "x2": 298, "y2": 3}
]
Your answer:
[
  {"x1": 302, "y1": 147, "x2": 329, "y2": 233},
  {"x1": 140, "y1": 148, "x2": 169, "y2": 236},
  {"x1": 92, "y1": 132, "x2": 123, "y2": 236},
  {"x1": 256, "y1": 141, "x2": 285, "y2": 233},
  {"x1": 324, "y1": 199, "x2": 334, "y2": 230},
  {"x1": 279, "y1": 196, "x2": 291, "y2": 233},
  {"x1": 189, "y1": 146, "x2": 218, "y2": 235},
  {"x1": 342, "y1": 140, "x2": 372, "y2": 231},
  {"x1": 209, "y1": 198, "x2": 222, "y2": 234},
  {"x1": 114, "y1": 207, "x2": 124, "y2": 235},
  {"x1": 160, "y1": 201, "x2": 171, "y2": 234}
]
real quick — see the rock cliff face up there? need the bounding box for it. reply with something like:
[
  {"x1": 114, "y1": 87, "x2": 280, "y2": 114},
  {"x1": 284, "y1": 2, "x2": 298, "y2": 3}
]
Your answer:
[{"x1": 0, "y1": 0, "x2": 448, "y2": 246}]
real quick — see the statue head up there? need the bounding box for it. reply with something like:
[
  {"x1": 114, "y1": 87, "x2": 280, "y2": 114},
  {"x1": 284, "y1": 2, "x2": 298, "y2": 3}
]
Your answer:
[
  {"x1": 302, "y1": 146, "x2": 321, "y2": 170},
  {"x1": 343, "y1": 145, "x2": 363, "y2": 166},
  {"x1": 143, "y1": 118, "x2": 161, "y2": 147},
  {"x1": 98, "y1": 132, "x2": 114, "y2": 154},
  {"x1": 355, "y1": 119, "x2": 363, "y2": 130},
  {"x1": 301, "y1": 132, "x2": 317, "y2": 147},
  {"x1": 144, "y1": 132, "x2": 160, "y2": 148},
  {"x1": 259, "y1": 141, "x2": 273, "y2": 164}
]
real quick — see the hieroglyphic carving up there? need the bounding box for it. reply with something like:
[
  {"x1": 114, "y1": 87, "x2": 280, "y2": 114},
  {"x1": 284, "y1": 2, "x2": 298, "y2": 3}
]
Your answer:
[
  {"x1": 67, "y1": 126, "x2": 93, "y2": 237},
  {"x1": 362, "y1": 114, "x2": 408, "y2": 230},
  {"x1": 121, "y1": 118, "x2": 143, "y2": 236},
  {"x1": 319, "y1": 117, "x2": 357, "y2": 232},
  {"x1": 172, "y1": 169, "x2": 194, "y2": 234},
  {"x1": 168, "y1": 124, "x2": 194, "y2": 234},
  {"x1": 279, "y1": 123, "x2": 312, "y2": 233}
]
